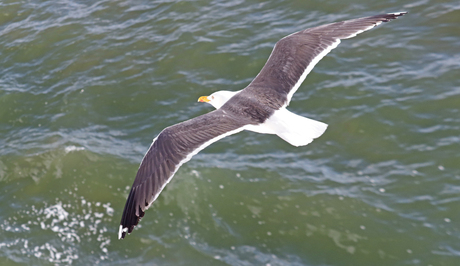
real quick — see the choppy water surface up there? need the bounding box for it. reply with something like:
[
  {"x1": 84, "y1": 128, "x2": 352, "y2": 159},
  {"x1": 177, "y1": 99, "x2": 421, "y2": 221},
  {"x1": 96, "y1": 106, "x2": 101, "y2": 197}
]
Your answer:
[{"x1": 1, "y1": 0, "x2": 459, "y2": 265}]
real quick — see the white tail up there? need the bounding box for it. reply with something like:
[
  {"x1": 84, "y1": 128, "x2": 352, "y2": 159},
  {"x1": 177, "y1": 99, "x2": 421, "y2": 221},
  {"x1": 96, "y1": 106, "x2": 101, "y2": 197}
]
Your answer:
[{"x1": 265, "y1": 108, "x2": 328, "y2": 147}]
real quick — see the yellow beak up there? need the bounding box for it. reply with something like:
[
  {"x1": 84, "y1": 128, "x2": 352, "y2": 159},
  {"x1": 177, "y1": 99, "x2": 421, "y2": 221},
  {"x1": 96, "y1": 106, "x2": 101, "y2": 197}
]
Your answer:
[{"x1": 198, "y1": 96, "x2": 210, "y2": 103}]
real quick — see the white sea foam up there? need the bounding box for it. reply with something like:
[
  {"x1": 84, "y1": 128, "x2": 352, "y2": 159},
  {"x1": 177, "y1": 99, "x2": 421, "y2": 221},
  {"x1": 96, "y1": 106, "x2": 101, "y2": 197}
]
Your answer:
[{"x1": 64, "y1": 146, "x2": 85, "y2": 153}]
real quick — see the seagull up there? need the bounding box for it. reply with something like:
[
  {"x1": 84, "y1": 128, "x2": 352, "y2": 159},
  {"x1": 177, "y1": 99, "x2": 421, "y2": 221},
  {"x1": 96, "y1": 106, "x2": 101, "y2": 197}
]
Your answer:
[{"x1": 118, "y1": 12, "x2": 407, "y2": 239}]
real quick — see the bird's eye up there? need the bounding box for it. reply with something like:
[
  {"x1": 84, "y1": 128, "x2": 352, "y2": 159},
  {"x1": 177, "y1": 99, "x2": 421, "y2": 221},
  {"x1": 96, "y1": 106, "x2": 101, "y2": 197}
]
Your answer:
[{"x1": 211, "y1": 96, "x2": 215, "y2": 99}]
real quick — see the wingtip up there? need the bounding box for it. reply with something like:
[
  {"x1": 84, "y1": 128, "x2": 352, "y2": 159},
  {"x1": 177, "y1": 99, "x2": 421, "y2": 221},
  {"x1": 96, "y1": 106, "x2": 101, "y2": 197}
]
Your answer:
[
  {"x1": 118, "y1": 225, "x2": 128, "y2": 240},
  {"x1": 376, "y1": 12, "x2": 407, "y2": 23},
  {"x1": 388, "y1": 12, "x2": 408, "y2": 17}
]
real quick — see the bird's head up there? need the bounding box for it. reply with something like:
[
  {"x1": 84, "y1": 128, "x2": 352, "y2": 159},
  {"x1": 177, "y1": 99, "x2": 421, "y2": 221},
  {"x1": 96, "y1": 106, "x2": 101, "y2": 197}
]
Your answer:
[{"x1": 198, "y1": 90, "x2": 238, "y2": 109}]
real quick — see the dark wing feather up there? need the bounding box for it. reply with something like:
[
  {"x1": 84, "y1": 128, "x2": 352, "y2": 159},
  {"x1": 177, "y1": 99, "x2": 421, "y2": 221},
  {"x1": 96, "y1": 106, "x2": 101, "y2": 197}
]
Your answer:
[
  {"x1": 247, "y1": 12, "x2": 406, "y2": 107},
  {"x1": 119, "y1": 109, "x2": 248, "y2": 239}
]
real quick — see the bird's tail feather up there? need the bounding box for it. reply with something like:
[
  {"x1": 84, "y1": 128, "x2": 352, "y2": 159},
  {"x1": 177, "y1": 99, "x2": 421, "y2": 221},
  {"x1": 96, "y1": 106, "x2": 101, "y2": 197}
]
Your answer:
[{"x1": 266, "y1": 108, "x2": 328, "y2": 147}]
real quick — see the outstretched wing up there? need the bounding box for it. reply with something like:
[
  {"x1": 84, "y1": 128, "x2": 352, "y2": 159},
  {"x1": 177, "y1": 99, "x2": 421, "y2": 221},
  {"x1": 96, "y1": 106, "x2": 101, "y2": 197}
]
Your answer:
[
  {"x1": 119, "y1": 109, "x2": 248, "y2": 239},
  {"x1": 247, "y1": 12, "x2": 407, "y2": 107}
]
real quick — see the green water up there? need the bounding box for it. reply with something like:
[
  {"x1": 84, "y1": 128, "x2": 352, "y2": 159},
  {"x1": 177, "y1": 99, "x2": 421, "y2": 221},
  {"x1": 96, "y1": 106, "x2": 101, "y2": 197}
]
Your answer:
[{"x1": 1, "y1": 0, "x2": 459, "y2": 265}]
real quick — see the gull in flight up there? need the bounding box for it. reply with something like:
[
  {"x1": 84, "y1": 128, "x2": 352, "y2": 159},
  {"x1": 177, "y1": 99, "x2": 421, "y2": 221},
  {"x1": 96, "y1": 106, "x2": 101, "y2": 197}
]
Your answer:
[{"x1": 118, "y1": 12, "x2": 407, "y2": 239}]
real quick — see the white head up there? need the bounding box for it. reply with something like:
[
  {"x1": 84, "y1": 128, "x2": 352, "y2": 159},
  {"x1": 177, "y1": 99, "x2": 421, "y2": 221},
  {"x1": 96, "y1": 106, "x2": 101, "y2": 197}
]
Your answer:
[{"x1": 198, "y1": 90, "x2": 239, "y2": 109}]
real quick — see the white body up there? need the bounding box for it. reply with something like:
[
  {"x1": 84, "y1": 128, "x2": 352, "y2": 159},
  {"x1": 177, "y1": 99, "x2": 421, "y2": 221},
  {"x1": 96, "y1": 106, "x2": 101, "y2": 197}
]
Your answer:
[{"x1": 206, "y1": 91, "x2": 328, "y2": 147}]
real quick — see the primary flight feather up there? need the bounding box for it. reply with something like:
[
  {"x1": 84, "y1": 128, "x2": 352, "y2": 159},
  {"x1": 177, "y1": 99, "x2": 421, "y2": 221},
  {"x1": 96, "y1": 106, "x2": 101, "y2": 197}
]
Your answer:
[{"x1": 119, "y1": 12, "x2": 407, "y2": 239}]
